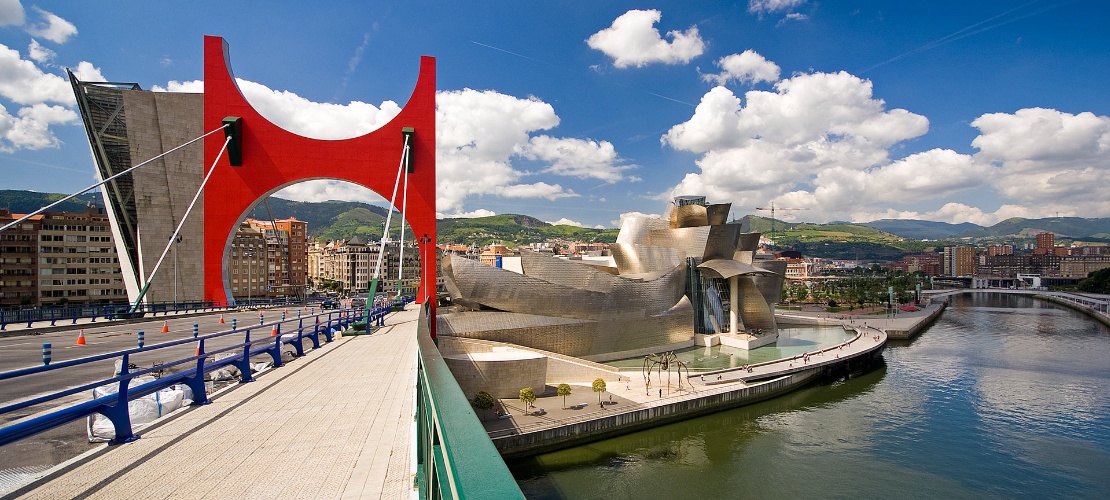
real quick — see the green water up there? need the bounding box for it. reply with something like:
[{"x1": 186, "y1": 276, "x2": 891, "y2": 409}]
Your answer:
[
  {"x1": 510, "y1": 293, "x2": 1110, "y2": 499},
  {"x1": 602, "y1": 326, "x2": 856, "y2": 371}
]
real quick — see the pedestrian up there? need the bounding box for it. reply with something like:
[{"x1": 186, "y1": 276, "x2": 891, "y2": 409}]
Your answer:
[
  {"x1": 609, "y1": 395, "x2": 613, "y2": 404},
  {"x1": 658, "y1": 388, "x2": 662, "y2": 397}
]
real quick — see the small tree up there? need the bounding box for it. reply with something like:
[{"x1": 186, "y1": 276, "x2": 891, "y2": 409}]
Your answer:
[
  {"x1": 519, "y1": 387, "x2": 536, "y2": 410},
  {"x1": 471, "y1": 391, "x2": 495, "y2": 413},
  {"x1": 592, "y1": 378, "x2": 607, "y2": 406},
  {"x1": 556, "y1": 383, "x2": 572, "y2": 409}
]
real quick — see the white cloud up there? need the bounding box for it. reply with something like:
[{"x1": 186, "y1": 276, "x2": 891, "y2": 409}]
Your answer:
[
  {"x1": 436, "y1": 88, "x2": 582, "y2": 212},
  {"x1": 151, "y1": 80, "x2": 204, "y2": 93},
  {"x1": 971, "y1": 107, "x2": 1110, "y2": 214},
  {"x1": 24, "y1": 7, "x2": 76, "y2": 44},
  {"x1": 71, "y1": 61, "x2": 104, "y2": 82},
  {"x1": 587, "y1": 9, "x2": 705, "y2": 68},
  {"x1": 547, "y1": 218, "x2": 585, "y2": 227},
  {"x1": 0, "y1": 43, "x2": 74, "y2": 105},
  {"x1": 523, "y1": 135, "x2": 635, "y2": 183},
  {"x1": 0, "y1": 102, "x2": 77, "y2": 152},
  {"x1": 27, "y1": 39, "x2": 53, "y2": 63},
  {"x1": 664, "y1": 66, "x2": 940, "y2": 223},
  {"x1": 273, "y1": 180, "x2": 386, "y2": 205},
  {"x1": 781, "y1": 12, "x2": 809, "y2": 23},
  {"x1": 612, "y1": 211, "x2": 662, "y2": 228},
  {"x1": 0, "y1": 0, "x2": 24, "y2": 27},
  {"x1": 701, "y1": 50, "x2": 780, "y2": 86},
  {"x1": 437, "y1": 208, "x2": 497, "y2": 219},
  {"x1": 851, "y1": 203, "x2": 1041, "y2": 226},
  {"x1": 749, "y1": 0, "x2": 807, "y2": 15}
]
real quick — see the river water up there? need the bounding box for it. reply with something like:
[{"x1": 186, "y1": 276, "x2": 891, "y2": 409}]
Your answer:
[{"x1": 509, "y1": 293, "x2": 1110, "y2": 499}]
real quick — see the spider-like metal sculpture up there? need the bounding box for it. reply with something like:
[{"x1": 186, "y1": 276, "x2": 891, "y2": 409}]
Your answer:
[{"x1": 642, "y1": 351, "x2": 691, "y2": 391}]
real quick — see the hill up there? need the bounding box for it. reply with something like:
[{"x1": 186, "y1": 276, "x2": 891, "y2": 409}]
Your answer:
[
  {"x1": 859, "y1": 219, "x2": 982, "y2": 240},
  {"x1": 243, "y1": 198, "x2": 392, "y2": 242},
  {"x1": 957, "y1": 217, "x2": 1110, "y2": 239},
  {"x1": 0, "y1": 189, "x2": 103, "y2": 214},
  {"x1": 437, "y1": 214, "x2": 618, "y2": 247}
]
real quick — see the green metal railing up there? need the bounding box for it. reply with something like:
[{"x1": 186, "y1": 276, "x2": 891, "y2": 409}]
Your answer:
[{"x1": 415, "y1": 304, "x2": 524, "y2": 499}]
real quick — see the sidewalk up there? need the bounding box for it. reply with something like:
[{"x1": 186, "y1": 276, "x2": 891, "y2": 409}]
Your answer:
[{"x1": 8, "y1": 306, "x2": 420, "y2": 499}]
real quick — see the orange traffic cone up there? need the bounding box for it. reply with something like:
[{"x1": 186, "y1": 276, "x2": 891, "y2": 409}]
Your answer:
[
  {"x1": 270, "y1": 326, "x2": 278, "y2": 337},
  {"x1": 195, "y1": 341, "x2": 201, "y2": 356},
  {"x1": 161, "y1": 321, "x2": 169, "y2": 333},
  {"x1": 284, "y1": 308, "x2": 288, "y2": 314},
  {"x1": 219, "y1": 314, "x2": 225, "y2": 324},
  {"x1": 75, "y1": 329, "x2": 86, "y2": 346}
]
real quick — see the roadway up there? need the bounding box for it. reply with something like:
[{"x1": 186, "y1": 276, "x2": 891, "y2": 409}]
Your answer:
[
  {"x1": 4, "y1": 304, "x2": 420, "y2": 499},
  {"x1": 0, "y1": 304, "x2": 334, "y2": 486}
]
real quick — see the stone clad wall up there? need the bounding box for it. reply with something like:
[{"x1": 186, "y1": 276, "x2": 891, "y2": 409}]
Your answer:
[{"x1": 443, "y1": 351, "x2": 547, "y2": 400}]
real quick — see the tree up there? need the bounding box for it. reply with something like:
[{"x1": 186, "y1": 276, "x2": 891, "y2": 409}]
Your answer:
[
  {"x1": 519, "y1": 387, "x2": 536, "y2": 410},
  {"x1": 471, "y1": 391, "x2": 495, "y2": 413},
  {"x1": 556, "y1": 383, "x2": 572, "y2": 409},
  {"x1": 592, "y1": 378, "x2": 607, "y2": 407}
]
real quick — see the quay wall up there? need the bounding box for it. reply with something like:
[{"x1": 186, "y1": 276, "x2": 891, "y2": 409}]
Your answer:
[
  {"x1": 886, "y1": 300, "x2": 948, "y2": 340},
  {"x1": 1033, "y1": 294, "x2": 1110, "y2": 328}
]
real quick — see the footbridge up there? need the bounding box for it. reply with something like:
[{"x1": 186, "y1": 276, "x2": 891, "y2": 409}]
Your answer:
[{"x1": 0, "y1": 304, "x2": 523, "y2": 498}]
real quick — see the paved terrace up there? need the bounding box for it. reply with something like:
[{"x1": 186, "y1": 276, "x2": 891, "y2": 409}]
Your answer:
[
  {"x1": 9, "y1": 305, "x2": 421, "y2": 500},
  {"x1": 485, "y1": 323, "x2": 888, "y2": 444}
]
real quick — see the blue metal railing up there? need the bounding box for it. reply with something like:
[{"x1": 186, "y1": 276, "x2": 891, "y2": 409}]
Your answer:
[
  {"x1": 415, "y1": 302, "x2": 524, "y2": 499},
  {"x1": 0, "y1": 306, "x2": 392, "y2": 447},
  {"x1": 0, "y1": 297, "x2": 310, "y2": 331}
]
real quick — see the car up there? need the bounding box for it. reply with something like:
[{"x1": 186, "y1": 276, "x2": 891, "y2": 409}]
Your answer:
[{"x1": 320, "y1": 299, "x2": 338, "y2": 309}]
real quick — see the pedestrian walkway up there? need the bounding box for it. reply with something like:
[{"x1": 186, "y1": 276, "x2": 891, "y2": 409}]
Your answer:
[{"x1": 9, "y1": 305, "x2": 421, "y2": 499}]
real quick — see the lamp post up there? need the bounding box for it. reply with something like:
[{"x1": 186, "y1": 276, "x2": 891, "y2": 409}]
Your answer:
[{"x1": 173, "y1": 235, "x2": 181, "y2": 305}]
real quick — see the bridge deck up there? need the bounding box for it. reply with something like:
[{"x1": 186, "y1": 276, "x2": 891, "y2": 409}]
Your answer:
[{"x1": 12, "y1": 306, "x2": 420, "y2": 500}]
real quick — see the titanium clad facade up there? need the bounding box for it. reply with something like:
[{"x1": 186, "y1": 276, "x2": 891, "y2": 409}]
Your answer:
[{"x1": 438, "y1": 195, "x2": 784, "y2": 359}]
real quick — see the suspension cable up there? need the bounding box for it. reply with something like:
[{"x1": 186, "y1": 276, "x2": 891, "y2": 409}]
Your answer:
[
  {"x1": 365, "y1": 135, "x2": 410, "y2": 314},
  {"x1": 395, "y1": 161, "x2": 410, "y2": 297},
  {"x1": 129, "y1": 135, "x2": 232, "y2": 312},
  {"x1": 0, "y1": 125, "x2": 228, "y2": 233}
]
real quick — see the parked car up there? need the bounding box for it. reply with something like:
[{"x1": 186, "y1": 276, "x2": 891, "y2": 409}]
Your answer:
[{"x1": 320, "y1": 299, "x2": 338, "y2": 309}]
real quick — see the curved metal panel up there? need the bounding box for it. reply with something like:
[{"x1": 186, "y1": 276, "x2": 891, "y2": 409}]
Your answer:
[
  {"x1": 674, "y1": 204, "x2": 709, "y2": 228},
  {"x1": 704, "y1": 224, "x2": 744, "y2": 261},
  {"x1": 610, "y1": 243, "x2": 684, "y2": 275},
  {"x1": 697, "y1": 259, "x2": 778, "y2": 279},
  {"x1": 616, "y1": 216, "x2": 670, "y2": 245},
  {"x1": 706, "y1": 203, "x2": 731, "y2": 225}
]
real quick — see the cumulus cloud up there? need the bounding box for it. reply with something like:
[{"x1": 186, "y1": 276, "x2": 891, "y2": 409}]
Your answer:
[
  {"x1": 664, "y1": 67, "x2": 944, "y2": 222},
  {"x1": 701, "y1": 50, "x2": 780, "y2": 86},
  {"x1": 27, "y1": 39, "x2": 53, "y2": 63},
  {"x1": 587, "y1": 9, "x2": 705, "y2": 68},
  {"x1": 612, "y1": 211, "x2": 662, "y2": 228},
  {"x1": 24, "y1": 7, "x2": 76, "y2": 44},
  {"x1": 0, "y1": 102, "x2": 77, "y2": 152},
  {"x1": 273, "y1": 180, "x2": 386, "y2": 205},
  {"x1": 523, "y1": 135, "x2": 635, "y2": 183},
  {"x1": 0, "y1": 0, "x2": 24, "y2": 26},
  {"x1": 0, "y1": 43, "x2": 74, "y2": 105},
  {"x1": 970, "y1": 107, "x2": 1110, "y2": 216},
  {"x1": 70, "y1": 61, "x2": 104, "y2": 82},
  {"x1": 748, "y1": 0, "x2": 807, "y2": 15},
  {"x1": 437, "y1": 208, "x2": 497, "y2": 219},
  {"x1": 547, "y1": 218, "x2": 585, "y2": 227}
]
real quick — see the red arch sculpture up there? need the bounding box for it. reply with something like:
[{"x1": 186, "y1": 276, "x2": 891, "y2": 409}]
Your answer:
[{"x1": 202, "y1": 36, "x2": 436, "y2": 314}]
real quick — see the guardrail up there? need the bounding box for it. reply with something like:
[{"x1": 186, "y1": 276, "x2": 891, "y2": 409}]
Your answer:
[
  {"x1": 0, "y1": 297, "x2": 308, "y2": 331},
  {"x1": 0, "y1": 307, "x2": 384, "y2": 447},
  {"x1": 414, "y1": 303, "x2": 525, "y2": 499}
]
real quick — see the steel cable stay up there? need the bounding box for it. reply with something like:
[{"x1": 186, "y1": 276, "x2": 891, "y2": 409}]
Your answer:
[
  {"x1": 363, "y1": 134, "x2": 411, "y2": 322},
  {"x1": 128, "y1": 135, "x2": 232, "y2": 313},
  {"x1": 0, "y1": 125, "x2": 228, "y2": 234}
]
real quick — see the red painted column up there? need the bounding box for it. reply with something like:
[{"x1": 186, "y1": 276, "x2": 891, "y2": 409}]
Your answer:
[{"x1": 202, "y1": 37, "x2": 436, "y2": 320}]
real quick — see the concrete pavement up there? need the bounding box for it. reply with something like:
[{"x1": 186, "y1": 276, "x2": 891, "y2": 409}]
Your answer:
[{"x1": 6, "y1": 306, "x2": 420, "y2": 499}]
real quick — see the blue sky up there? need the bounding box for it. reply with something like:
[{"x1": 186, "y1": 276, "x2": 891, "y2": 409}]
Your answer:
[{"x1": 1, "y1": 0, "x2": 1108, "y2": 229}]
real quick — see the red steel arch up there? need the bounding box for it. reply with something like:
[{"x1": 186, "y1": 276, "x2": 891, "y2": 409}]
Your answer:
[{"x1": 202, "y1": 36, "x2": 436, "y2": 311}]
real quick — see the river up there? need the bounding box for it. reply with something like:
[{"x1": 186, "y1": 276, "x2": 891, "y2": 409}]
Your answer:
[{"x1": 509, "y1": 293, "x2": 1110, "y2": 499}]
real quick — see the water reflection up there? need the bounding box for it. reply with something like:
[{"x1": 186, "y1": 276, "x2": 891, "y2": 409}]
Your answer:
[{"x1": 513, "y1": 293, "x2": 1110, "y2": 499}]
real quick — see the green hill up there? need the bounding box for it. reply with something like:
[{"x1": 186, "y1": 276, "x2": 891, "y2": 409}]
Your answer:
[
  {"x1": 958, "y1": 217, "x2": 1110, "y2": 239},
  {"x1": 437, "y1": 214, "x2": 618, "y2": 247},
  {"x1": 0, "y1": 189, "x2": 103, "y2": 214}
]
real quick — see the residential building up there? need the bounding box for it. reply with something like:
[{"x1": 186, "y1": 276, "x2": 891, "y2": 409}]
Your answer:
[{"x1": 943, "y1": 246, "x2": 976, "y2": 276}]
